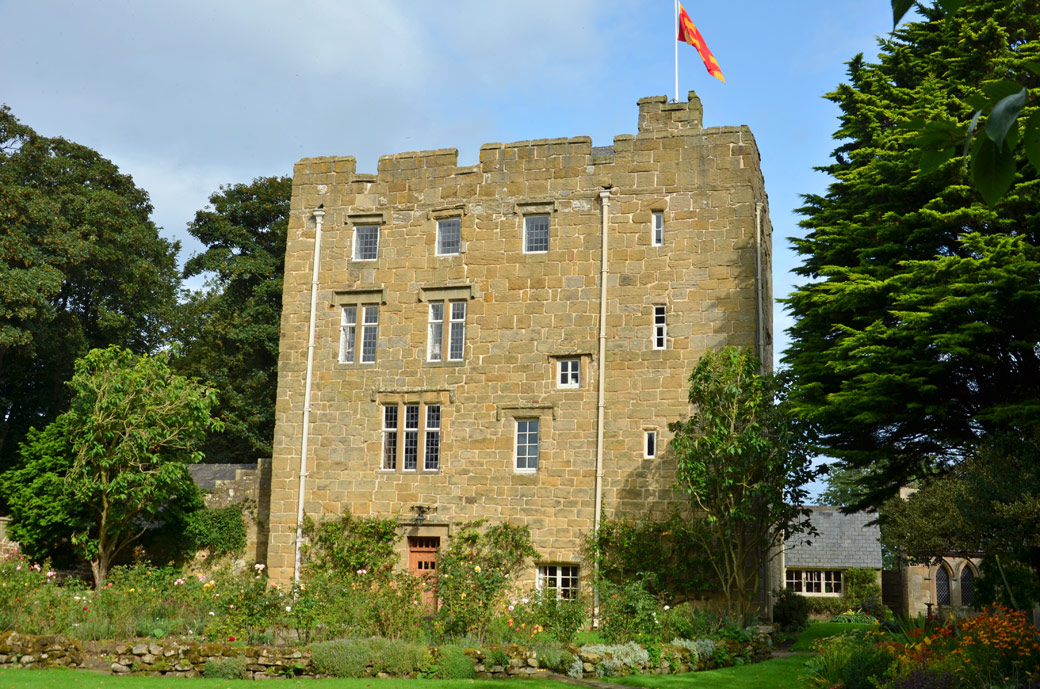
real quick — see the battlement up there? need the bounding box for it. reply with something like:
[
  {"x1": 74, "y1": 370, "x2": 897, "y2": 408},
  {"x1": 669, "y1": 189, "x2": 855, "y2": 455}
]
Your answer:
[
  {"x1": 637, "y1": 91, "x2": 703, "y2": 132},
  {"x1": 295, "y1": 92, "x2": 710, "y2": 186}
]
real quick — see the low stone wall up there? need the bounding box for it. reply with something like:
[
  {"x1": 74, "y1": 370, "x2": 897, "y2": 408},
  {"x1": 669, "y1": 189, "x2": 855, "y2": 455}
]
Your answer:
[
  {"x1": 0, "y1": 632, "x2": 83, "y2": 670},
  {"x1": 109, "y1": 641, "x2": 310, "y2": 679},
  {"x1": 0, "y1": 631, "x2": 771, "y2": 679}
]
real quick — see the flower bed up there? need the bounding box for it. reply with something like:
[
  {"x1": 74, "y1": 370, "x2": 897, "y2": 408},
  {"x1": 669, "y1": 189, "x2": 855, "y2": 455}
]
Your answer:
[{"x1": 804, "y1": 606, "x2": 1040, "y2": 689}]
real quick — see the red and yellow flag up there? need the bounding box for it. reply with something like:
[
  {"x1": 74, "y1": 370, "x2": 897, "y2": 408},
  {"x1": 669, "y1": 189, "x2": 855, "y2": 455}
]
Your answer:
[{"x1": 677, "y1": 3, "x2": 725, "y2": 83}]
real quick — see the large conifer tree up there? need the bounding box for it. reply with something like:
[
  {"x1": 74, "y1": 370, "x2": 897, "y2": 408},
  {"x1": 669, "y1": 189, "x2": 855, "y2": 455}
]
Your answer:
[{"x1": 785, "y1": 1, "x2": 1040, "y2": 508}]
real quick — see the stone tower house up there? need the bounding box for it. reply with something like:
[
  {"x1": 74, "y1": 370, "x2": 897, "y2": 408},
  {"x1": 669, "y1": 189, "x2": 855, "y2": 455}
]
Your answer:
[{"x1": 265, "y1": 92, "x2": 773, "y2": 593}]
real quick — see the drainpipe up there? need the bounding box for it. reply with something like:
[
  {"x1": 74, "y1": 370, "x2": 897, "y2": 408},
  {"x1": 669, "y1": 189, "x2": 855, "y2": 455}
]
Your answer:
[
  {"x1": 294, "y1": 206, "x2": 324, "y2": 583},
  {"x1": 593, "y1": 188, "x2": 611, "y2": 625},
  {"x1": 754, "y1": 202, "x2": 766, "y2": 371}
]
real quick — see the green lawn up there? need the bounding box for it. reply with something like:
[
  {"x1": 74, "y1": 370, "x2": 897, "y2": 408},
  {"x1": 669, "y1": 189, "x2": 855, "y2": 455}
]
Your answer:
[
  {"x1": 611, "y1": 655, "x2": 809, "y2": 689},
  {"x1": 0, "y1": 669, "x2": 574, "y2": 689},
  {"x1": 789, "y1": 622, "x2": 877, "y2": 652}
]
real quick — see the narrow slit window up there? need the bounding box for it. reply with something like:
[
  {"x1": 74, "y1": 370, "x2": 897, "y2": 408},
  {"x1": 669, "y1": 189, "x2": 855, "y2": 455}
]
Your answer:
[
  {"x1": 653, "y1": 305, "x2": 667, "y2": 349},
  {"x1": 645, "y1": 430, "x2": 657, "y2": 458},
  {"x1": 652, "y1": 212, "x2": 664, "y2": 246}
]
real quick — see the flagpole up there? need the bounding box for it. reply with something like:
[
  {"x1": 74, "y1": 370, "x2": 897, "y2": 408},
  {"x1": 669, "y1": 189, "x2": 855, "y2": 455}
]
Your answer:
[{"x1": 674, "y1": 0, "x2": 679, "y2": 102}]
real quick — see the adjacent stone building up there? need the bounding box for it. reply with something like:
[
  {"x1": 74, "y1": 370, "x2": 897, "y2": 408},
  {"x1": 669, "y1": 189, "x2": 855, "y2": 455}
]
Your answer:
[
  {"x1": 781, "y1": 507, "x2": 883, "y2": 598},
  {"x1": 265, "y1": 92, "x2": 773, "y2": 594}
]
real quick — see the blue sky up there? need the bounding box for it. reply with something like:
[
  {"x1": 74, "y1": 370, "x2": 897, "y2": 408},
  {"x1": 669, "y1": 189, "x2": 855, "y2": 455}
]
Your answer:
[{"x1": 1, "y1": 0, "x2": 895, "y2": 367}]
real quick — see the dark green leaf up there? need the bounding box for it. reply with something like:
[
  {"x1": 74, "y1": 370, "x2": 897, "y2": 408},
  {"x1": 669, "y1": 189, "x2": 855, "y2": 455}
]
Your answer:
[
  {"x1": 964, "y1": 94, "x2": 991, "y2": 110},
  {"x1": 981, "y1": 79, "x2": 1025, "y2": 102},
  {"x1": 920, "y1": 146, "x2": 955, "y2": 174},
  {"x1": 972, "y1": 134, "x2": 1016, "y2": 206},
  {"x1": 892, "y1": 0, "x2": 914, "y2": 27},
  {"x1": 984, "y1": 87, "x2": 1027, "y2": 149},
  {"x1": 1022, "y1": 61, "x2": 1040, "y2": 78}
]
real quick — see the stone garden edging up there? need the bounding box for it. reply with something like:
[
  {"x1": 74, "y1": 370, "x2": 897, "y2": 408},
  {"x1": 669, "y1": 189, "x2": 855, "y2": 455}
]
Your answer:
[{"x1": 0, "y1": 630, "x2": 772, "y2": 680}]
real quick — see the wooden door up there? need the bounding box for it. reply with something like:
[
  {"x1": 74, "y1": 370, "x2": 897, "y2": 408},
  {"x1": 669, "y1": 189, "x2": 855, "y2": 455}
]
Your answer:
[{"x1": 408, "y1": 536, "x2": 440, "y2": 611}]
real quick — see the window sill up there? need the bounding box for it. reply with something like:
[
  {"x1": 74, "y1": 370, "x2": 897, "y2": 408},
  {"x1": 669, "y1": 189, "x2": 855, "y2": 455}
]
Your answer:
[{"x1": 424, "y1": 360, "x2": 465, "y2": 368}]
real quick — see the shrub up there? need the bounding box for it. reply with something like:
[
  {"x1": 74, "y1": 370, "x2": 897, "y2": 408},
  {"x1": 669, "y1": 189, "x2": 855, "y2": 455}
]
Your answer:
[
  {"x1": 843, "y1": 644, "x2": 894, "y2": 689},
  {"x1": 772, "y1": 587, "x2": 810, "y2": 630},
  {"x1": 661, "y1": 602, "x2": 722, "y2": 639},
  {"x1": 842, "y1": 569, "x2": 882, "y2": 606},
  {"x1": 435, "y1": 646, "x2": 476, "y2": 679},
  {"x1": 807, "y1": 595, "x2": 847, "y2": 617},
  {"x1": 803, "y1": 633, "x2": 861, "y2": 688},
  {"x1": 184, "y1": 504, "x2": 247, "y2": 558},
  {"x1": 368, "y1": 637, "x2": 432, "y2": 676},
  {"x1": 832, "y1": 611, "x2": 878, "y2": 624},
  {"x1": 531, "y1": 638, "x2": 574, "y2": 673},
  {"x1": 310, "y1": 639, "x2": 370, "y2": 678},
  {"x1": 436, "y1": 521, "x2": 539, "y2": 640},
  {"x1": 670, "y1": 638, "x2": 716, "y2": 663},
  {"x1": 204, "y1": 655, "x2": 247, "y2": 679},
  {"x1": 597, "y1": 577, "x2": 661, "y2": 643},
  {"x1": 581, "y1": 641, "x2": 649, "y2": 670},
  {"x1": 485, "y1": 647, "x2": 510, "y2": 668},
  {"x1": 510, "y1": 591, "x2": 586, "y2": 643}
]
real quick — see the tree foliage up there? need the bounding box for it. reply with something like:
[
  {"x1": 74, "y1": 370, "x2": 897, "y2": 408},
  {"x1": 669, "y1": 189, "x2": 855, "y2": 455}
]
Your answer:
[
  {"x1": 173, "y1": 176, "x2": 290, "y2": 464},
  {"x1": 0, "y1": 105, "x2": 180, "y2": 483},
  {"x1": 668, "y1": 347, "x2": 817, "y2": 616},
  {"x1": 2, "y1": 346, "x2": 220, "y2": 587},
  {"x1": 582, "y1": 514, "x2": 717, "y2": 604},
  {"x1": 882, "y1": 433, "x2": 1040, "y2": 609},
  {"x1": 785, "y1": 2, "x2": 1040, "y2": 508}
]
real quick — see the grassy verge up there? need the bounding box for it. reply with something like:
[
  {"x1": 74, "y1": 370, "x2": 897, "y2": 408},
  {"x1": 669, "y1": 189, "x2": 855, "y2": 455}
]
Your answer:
[
  {"x1": 611, "y1": 655, "x2": 809, "y2": 689},
  {"x1": 0, "y1": 668, "x2": 575, "y2": 689}
]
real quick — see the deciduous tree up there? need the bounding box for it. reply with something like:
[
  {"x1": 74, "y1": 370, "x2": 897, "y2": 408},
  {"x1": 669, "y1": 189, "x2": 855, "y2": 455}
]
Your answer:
[
  {"x1": 0, "y1": 106, "x2": 180, "y2": 483},
  {"x1": 669, "y1": 347, "x2": 817, "y2": 617},
  {"x1": 784, "y1": 1, "x2": 1040, "y2": 508},
  {"x1": 2, "y1": 346, "x2": 220, "y2": 587}
]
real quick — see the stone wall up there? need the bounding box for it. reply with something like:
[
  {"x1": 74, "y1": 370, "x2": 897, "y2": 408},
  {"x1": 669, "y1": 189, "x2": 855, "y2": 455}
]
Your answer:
[
  {"x1": 187, "y1": 460, "x2": 272, "y2": 567},
  {"x1": 267, "y1": 92, "x2": 773, "y2": 588},
  {"x1": 0, "y1": 632, "x2": 771, "y2": 679}
]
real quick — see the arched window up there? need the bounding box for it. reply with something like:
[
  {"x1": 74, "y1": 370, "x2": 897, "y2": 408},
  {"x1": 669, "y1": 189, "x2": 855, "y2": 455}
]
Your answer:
[
  {"x1": 960, "y1": 564, "x2": 975, "y2": 607},
  {"x1": 935, "y1": 563, "x2": 951, "y2": 606}
]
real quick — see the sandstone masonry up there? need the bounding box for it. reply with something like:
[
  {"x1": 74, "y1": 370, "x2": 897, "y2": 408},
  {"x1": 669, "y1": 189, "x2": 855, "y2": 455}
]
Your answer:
[{"x1": 266, "y1": 92, "x2": 773, "y2": 590}]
